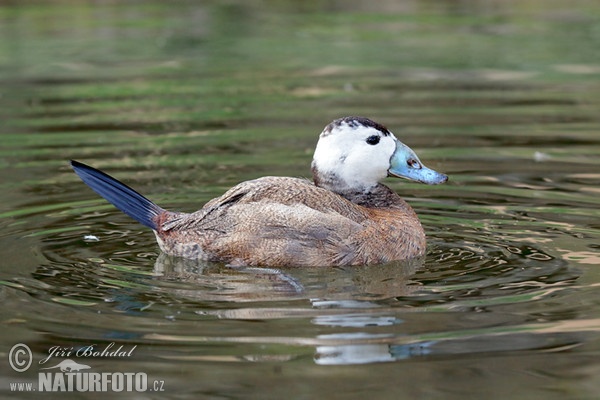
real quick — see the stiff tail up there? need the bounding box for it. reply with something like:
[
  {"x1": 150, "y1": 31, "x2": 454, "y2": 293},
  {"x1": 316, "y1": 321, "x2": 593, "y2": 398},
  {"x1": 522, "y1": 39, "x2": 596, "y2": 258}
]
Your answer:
[{"x1": 70, "y1": 160, "x2": 164, "y2": 230}]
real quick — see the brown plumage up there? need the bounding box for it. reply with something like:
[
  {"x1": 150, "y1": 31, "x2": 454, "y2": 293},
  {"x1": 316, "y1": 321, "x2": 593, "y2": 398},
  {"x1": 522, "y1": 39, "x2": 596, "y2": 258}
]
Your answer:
[
  {"x1": 71, "y1": 116, "x2": 447, "y2": 267},
  {"x1": 154, "y1": 177, "x2": 425, "y2": 266}
]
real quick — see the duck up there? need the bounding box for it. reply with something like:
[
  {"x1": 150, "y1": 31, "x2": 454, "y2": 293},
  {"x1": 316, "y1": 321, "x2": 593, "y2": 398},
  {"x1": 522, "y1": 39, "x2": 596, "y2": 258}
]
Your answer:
[{"x1": 71, "y1": 116, "x2": 447, "y2": 267}]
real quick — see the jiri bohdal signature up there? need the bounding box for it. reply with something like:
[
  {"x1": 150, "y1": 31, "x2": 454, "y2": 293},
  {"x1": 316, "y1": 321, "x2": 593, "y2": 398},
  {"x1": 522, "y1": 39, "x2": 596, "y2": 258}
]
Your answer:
[{"x1": 39, "y1": 343, "x2": 137, "y2": 365}]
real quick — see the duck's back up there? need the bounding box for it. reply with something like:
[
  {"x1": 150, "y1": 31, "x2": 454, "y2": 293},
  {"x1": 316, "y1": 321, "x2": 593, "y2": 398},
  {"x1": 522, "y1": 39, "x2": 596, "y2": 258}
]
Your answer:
[{"x1": 156, "y1": 177, "x2": 426, "y2": 266}]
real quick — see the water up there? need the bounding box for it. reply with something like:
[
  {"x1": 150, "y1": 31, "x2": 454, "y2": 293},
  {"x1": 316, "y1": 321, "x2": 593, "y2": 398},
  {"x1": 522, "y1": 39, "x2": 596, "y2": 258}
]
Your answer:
[{"x1": 1, "y1": 1, "x2": 600, "y2": 398}]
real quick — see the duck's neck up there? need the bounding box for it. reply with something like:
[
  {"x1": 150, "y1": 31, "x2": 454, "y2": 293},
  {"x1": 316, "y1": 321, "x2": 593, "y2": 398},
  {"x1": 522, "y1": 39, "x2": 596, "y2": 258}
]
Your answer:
[{"x1": 312, "y1": 167, "x2": 405, "y2": 208}]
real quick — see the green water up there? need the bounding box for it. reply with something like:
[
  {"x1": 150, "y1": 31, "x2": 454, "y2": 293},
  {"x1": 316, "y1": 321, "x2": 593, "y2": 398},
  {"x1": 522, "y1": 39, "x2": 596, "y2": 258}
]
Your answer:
[{"x1": 1, "y1": 1, "x2": 600, "y2": 398}]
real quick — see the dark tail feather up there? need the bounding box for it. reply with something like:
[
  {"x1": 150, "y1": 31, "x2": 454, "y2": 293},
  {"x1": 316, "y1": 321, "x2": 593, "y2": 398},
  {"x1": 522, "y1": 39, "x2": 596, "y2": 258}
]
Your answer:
[{"x1": 70, "y1": 160, "x2": 164, "y2": 230}]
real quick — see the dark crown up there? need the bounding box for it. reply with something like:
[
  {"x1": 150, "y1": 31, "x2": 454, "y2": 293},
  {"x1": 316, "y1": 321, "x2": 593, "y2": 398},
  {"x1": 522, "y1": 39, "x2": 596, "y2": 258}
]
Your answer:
[{"x1": 322, "y1": 116, "x2": 391, "y2": 137}]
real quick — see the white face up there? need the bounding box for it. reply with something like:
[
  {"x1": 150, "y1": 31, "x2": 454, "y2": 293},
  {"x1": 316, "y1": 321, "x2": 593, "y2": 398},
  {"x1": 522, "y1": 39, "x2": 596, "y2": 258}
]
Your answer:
[{"x1": 312, "y1": 118, "x2": 398, "y2": 191}]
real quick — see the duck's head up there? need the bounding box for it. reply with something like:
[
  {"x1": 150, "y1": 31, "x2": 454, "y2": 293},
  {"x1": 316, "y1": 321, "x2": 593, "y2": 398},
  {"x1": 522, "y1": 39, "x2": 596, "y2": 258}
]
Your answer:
[{"x1": 311, "y1": 116, "x2": 448, "y2": 193}]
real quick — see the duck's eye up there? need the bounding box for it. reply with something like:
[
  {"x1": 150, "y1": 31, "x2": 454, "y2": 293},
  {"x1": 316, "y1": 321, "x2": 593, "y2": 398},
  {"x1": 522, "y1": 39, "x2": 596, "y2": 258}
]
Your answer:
[
  {"x1": 366, "y1": 135, "x2": 380, "y2": 145},
  {"x1": 407, "y1": 159, "x2": 421, "y2": 169}
]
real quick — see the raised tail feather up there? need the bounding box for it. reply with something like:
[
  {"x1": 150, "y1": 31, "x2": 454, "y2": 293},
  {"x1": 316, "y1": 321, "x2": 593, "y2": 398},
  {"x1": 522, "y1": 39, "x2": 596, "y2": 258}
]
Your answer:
[{"x1": 70, "y1": 160, "x2": 164, "y2": 230}]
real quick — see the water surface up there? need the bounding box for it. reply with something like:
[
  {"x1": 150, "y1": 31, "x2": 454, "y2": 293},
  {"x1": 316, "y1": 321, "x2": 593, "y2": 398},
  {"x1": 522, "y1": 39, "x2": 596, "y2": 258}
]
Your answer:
[{"x1": 1, "y1": 1, "x2": 600, "y2": 399}]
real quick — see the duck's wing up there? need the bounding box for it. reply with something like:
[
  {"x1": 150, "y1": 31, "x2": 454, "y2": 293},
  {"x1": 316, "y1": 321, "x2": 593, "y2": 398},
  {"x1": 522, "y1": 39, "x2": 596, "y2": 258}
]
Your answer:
[
  {"x1": 210, "y1": 201, "x2": 365, "y2": 266},
  {"x1": 161, "y1": 176, "x2": 367, "y2": 232},
  {"x1": 157, "y1": 177, "x2": 370, "y2": 266}
]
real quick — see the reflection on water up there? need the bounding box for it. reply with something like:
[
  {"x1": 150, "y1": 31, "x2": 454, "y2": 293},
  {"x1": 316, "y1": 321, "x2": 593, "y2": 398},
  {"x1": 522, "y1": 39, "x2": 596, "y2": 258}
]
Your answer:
[
  {"x1": 155, "y1": 254, "x2": 425, "y2": 304},
  {"x1": 1, "y1": 0, "x2": 600, "y2": 398},
  {"x1": 155, "y1": 253, "x2": 307, "y2": 301}
]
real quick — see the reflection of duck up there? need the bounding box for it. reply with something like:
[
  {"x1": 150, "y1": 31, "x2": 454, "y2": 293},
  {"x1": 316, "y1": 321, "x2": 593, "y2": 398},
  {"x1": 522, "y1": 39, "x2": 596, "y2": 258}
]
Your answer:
[
  {"x1": 71, "y1": 116, "x2": 447, "y2": 267},
  {"x1": 154, "y1": 253, "x2": 423, "y2": 303},
  {"x1": 153, "y1": 253, "x2": 423, "y2": 318}
]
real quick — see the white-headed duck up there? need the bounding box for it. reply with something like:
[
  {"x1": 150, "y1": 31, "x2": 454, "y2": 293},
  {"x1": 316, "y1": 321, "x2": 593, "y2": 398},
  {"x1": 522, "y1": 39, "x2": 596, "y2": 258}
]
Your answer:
[{"x1": 71, "y1": 116, "x2": 447, "y2": 267}]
